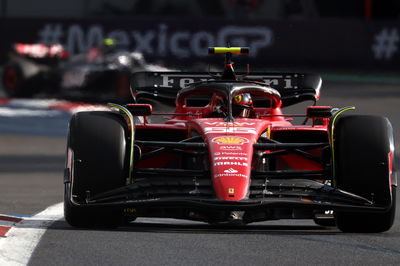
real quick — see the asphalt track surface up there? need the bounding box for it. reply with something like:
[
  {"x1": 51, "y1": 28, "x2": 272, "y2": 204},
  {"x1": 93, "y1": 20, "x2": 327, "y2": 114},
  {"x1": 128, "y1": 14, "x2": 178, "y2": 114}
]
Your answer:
[{"x1": 1, "y1": 80, "x2": 400, "y2": 265}]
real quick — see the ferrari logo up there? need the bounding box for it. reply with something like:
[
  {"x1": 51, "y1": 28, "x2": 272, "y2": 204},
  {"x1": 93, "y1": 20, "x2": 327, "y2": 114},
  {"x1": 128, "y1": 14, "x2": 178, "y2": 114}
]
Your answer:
[{"x1": 228, "y1": 188, "x2": 235, "y2": 194}]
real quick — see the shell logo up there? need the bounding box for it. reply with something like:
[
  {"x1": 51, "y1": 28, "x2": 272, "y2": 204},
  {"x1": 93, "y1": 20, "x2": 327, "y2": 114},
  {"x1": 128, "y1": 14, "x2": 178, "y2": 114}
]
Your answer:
[{"x1": 212, "y1": 136, "x2": 249, "y2": 145}]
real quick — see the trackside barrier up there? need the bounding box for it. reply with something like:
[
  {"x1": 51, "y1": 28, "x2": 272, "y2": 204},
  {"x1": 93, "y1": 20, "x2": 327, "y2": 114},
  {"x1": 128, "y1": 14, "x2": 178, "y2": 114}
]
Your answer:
[{"x1": 0, "y1": 18, "x2": 399, "y2": 69}]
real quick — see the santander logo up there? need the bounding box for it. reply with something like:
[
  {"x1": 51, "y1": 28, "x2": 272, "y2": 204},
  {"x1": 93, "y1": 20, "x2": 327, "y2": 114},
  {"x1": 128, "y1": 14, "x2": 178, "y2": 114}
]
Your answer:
[{"x1": 224, "y1": 168, "x2": 238, "y2": 173}]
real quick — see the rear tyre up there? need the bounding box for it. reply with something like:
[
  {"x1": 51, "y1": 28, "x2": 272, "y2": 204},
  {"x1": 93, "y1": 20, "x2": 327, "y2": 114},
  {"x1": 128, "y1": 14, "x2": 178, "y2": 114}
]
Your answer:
[
  {"x1": 2, "y1": 64, "x2": 29, "y2": 97},
  {"x1": 334, "y1": 115, "x2": 396, "y2": 233},
  {"x1": 64, "y1": 111, "x2": 128, "y2": 227}
]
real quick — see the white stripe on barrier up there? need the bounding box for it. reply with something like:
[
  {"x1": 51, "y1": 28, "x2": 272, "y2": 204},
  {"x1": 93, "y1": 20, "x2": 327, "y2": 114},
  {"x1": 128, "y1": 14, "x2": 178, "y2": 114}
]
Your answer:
[
  {"x1": 0, "y1": 98, "x2": 109, "y2": 117},
  {"x1": 0, "y1": 107, "x2": 63, "y2": 117}
]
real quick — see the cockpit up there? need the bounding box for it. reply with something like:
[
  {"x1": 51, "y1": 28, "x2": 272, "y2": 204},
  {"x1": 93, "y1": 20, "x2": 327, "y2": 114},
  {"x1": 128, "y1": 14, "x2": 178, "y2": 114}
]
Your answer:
[{"x1": 174, "y1": 82, "x2": 281, "y2": 120}]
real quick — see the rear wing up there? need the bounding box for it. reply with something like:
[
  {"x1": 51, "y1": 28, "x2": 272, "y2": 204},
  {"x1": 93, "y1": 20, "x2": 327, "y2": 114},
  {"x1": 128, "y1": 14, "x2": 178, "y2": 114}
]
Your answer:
[
  {"x1": 13, "y1": 43, "x2": 69, "y2": 59},
  {"x1": 131, "y1": 72, "x2": 322, "y2": 107}
]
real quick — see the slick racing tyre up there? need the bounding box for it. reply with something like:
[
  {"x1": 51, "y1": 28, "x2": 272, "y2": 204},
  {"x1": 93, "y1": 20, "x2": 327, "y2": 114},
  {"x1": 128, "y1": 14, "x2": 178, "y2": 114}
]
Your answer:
[
  {"x1": 64, "y1": 111, "x2": 128, "y2": 227},
  {"x1": 2, "y1": 64, "x2": 29, "y2": 97},
  {"x1": 334, "y1": 115, "x2": 396, "y2": 233}
]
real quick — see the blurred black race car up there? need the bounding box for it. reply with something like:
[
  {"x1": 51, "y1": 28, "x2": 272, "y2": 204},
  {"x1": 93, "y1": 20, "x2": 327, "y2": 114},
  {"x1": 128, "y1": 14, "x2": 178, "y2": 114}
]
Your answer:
[{"x1": 1, "y1": 40, "x2": 170, "y2": 103}]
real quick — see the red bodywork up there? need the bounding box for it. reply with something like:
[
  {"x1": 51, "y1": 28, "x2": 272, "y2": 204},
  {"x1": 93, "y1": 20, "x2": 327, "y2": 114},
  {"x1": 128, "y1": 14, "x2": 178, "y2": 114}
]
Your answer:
[
  {"x1": 194, "y1": 118, "x2": 283, "y2": 201},
  {"x1": 134, "y1": 85, "x2": 329, "y2": 202}
]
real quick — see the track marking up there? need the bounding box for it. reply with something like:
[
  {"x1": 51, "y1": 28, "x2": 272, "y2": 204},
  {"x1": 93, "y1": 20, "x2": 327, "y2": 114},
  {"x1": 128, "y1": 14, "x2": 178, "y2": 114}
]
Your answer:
[
  {"x1": 0, "y1": 216, "x2": 23, "y2": 237},
  {"x1": 0, "y1": 202, "x2": 63, "y2": 266},
  {"x1": 0, "y1": 215, "x2": 23, "y2": 223}
]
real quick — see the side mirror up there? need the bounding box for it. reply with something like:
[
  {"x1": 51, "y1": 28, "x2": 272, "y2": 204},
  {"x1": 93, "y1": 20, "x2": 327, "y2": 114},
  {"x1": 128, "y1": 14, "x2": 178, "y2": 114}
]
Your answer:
[
  {"x1": 306, "y1": 106, "x2": 332, "y2": 118},
  {"x1": 126, "y1": 104, "x2": 152, "y2": 116}
]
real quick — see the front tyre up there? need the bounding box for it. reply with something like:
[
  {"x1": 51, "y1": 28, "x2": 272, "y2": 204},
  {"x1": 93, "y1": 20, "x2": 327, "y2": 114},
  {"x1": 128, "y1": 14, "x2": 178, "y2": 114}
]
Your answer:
[
  {"x1": 334, "y1": 115, "x2": 396, "y2": 233},
  {"x1": 64, "y1": 111, "x2": 128, "y2": 227}
]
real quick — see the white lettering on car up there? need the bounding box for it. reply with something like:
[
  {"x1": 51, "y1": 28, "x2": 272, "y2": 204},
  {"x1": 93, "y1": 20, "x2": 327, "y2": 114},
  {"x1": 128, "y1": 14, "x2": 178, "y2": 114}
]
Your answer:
[
  {"x1": 214, "y1": 157, "x2": 247, "y2": 161},
  {"x1": 204, "y1": 127, "x2": 257, "y2": 134},
  {"x1": 214, "y1": 162, "x2": 248, "y2": 166}
]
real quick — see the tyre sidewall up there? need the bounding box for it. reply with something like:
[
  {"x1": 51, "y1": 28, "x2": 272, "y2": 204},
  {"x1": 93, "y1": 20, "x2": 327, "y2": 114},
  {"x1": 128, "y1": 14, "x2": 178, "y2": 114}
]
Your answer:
[{"x1": 64, "y1": 111, "x2": 128, "y2": 227}]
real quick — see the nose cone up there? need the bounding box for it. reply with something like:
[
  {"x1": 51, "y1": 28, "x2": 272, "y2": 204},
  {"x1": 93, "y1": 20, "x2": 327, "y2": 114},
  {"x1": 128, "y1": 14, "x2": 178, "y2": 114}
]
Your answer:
[
  {"x1": 209, "y1": 137, "x2": 253, "y2": 201},
  {"x1": 193, "y1": 118, "x2": 267, "y2": 201}
]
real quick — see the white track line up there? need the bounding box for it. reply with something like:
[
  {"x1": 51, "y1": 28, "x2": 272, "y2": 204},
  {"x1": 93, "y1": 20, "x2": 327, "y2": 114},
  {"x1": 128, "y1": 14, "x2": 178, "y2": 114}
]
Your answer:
[{"x1": 0, "y1": 202, "x2": 63, "y2": 266}]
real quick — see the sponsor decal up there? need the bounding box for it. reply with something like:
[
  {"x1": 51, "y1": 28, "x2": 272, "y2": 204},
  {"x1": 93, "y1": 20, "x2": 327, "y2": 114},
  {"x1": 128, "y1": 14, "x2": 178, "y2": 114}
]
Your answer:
[
  {"x1": 220, "y1": 145, "x2": 242, "y2": 151},
  {"x1": 123, "y1": 208, "x2": 137, "y2": 213},
  {"x1": 204, "y1": 122, "x2": 256, "y2": 126},
  {"x1": 204, "y1": 127, "x2": 257, "y2": 134},
  {"x1": 214, "y1": 173, "x2": 248, "y2": 178},
  {"x1": 158, "y1": 73, "x2": 213, "y2": 88},
  {"x1": 158, "y1": 75, "x2": 294, "y2": 90},
  {"x1": 267, "y1": 125, "x2": 271, "y2": 139},
  {"x1": 274, "y1": 127, "x2": 294, "y2": 131},
  {"x1": 157, "y1": 74, "x2": 296, "y2": 90},
  {"x1": 212, "y1": 136, "x2": 249, "y2": 145},
  {"x1": 215, "y1": 162, "x2": 248, "y2": 166},
  {"x1": 214, "y1": 156, "x2": 247, "y2": 161},
  {"x1": 224, "y1": 168, "x2": 238, "y2": 173},
  {"x1": 214, "y1": 152, "x2": 248, "y2": 156}
]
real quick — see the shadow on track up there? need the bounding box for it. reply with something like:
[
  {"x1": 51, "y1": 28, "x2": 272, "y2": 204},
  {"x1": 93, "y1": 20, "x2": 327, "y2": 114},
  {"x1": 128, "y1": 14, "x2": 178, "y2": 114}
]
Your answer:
[{"x1": 24, "y1": 219, "x2": 344, "y2": 236}]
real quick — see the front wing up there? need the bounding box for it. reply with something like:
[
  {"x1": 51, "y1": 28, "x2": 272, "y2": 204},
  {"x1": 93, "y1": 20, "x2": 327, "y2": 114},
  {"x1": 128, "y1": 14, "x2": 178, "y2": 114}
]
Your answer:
[{"x1": 66, "y1": 175, "x2": 391, "y2": 213}]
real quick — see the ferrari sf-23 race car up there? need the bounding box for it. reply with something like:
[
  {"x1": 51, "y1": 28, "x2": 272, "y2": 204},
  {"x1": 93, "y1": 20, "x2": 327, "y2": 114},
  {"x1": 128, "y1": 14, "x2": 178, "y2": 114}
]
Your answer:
[{"x1": 64, "y1": 47, "x2": 396, "y2": 232}]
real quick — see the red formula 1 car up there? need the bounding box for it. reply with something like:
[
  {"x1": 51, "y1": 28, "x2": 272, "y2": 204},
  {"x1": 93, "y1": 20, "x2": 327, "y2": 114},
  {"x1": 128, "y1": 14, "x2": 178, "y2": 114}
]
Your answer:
[{"x1": 64, "y1": 47, "x2": 396, "y2": 232}]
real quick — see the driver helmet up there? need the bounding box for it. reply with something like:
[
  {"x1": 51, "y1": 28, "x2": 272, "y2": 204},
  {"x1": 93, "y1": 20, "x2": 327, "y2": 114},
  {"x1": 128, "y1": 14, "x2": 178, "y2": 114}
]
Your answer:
[
  {"x1": 232, "y1": 93, "x2": 253, "y2": 117},
  {"x1": 101, "y1": 38, "x2": 116, "y2": 54}
]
